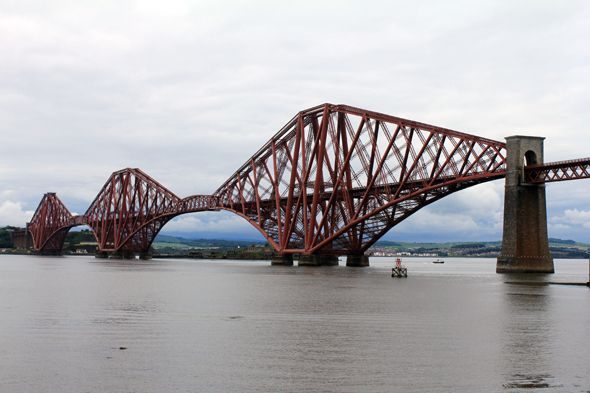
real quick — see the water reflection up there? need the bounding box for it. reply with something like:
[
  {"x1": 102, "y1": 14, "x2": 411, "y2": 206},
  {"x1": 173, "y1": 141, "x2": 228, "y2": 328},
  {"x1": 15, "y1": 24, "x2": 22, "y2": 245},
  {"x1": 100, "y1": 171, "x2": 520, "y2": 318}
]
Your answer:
[
  {"x1": 91, "y1": 258, "x2": 176, "y2": 272},
  {"x1": 501, "y1": 275, "x2": 557, "y2": 390}
]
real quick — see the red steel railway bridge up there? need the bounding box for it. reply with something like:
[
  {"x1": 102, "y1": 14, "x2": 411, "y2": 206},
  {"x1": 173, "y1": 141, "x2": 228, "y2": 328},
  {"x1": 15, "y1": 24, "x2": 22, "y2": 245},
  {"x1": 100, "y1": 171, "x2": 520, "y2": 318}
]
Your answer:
[{"x1": 24, "y1": 104, "x2": 590, "y2": 272}]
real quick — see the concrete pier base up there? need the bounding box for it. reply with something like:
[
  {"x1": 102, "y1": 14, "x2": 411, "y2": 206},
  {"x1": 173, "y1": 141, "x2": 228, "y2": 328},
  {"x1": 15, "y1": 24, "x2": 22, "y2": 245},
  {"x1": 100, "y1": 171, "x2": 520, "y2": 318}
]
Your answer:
[
  {"x1": 297, "y1": 254, "x2": 339, "y2": 266},
  {"x1": 95, "y1": 251, "x2": 109, "y2": 259},
  {"x1": 35, "y1": 250, "x2": 63, "y2": 256},
  {"x1": 110, "y1": 252, "x2": 136, "y2": 259},
  {"x1": 139, "y1": 252, "x2": 152, "y2": 260},
  {"x1": 271, "y1": 254, "x2": 293, "y2": 266},
  {"x1": 496, "y1": 256, "x2": 554, "y2": 273},
  {"x1": 497, "y1": 136, "x2": 554, "y2": 273},
  {"x1": 346, "y1": 254, "x2": 369, "y2": 267}
]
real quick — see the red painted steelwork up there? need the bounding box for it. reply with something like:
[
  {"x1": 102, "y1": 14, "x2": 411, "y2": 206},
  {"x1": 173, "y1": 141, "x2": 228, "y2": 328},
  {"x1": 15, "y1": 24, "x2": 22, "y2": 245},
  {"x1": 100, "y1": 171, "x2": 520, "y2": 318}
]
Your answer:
[
  {"x1": 28, "y1": 103, "x2": 511, "y2": 255},
  {"x1": 27, "y1": 169, "x2": 217, "y2": 254},
  {"x1": 212, "y1": 104, "x2": 507, "y2": 255},
  {"x1": 525, "y1": 157, "x2": 590, "y2": 183},
  {"x1": 28, "y1": 193, "x2": 84, "y2": 253},
  {"x1": 84, "y1": 168, "x2": 216, "y2": 253}
]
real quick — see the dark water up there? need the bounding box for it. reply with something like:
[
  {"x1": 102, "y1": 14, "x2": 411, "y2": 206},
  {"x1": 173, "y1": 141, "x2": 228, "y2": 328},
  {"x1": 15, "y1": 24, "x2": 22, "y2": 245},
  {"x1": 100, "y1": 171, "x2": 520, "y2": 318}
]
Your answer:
[{"x1": 0, "y1": 255, "x2": 589, "y2": 392}]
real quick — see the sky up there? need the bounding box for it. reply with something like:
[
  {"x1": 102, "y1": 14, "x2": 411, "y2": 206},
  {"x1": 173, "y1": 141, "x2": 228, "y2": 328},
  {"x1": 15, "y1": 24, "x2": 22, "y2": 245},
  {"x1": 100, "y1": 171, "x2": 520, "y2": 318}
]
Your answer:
[{"x1": 1, "y1": 0, "x2": 590, "y2": 243}]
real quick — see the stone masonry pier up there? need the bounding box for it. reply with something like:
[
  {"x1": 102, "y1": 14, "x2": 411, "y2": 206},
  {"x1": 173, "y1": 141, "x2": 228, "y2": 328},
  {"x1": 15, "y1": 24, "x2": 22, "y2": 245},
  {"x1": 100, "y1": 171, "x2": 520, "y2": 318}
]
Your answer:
[{"x1": 497, "y1": 136, "x2": 554, "y2": 273}]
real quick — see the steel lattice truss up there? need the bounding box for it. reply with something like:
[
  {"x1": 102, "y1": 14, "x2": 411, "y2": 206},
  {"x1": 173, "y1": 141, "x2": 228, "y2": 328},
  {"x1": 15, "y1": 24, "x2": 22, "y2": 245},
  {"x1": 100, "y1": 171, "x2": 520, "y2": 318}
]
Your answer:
[
  {"x1": 27, "y1": 169, "x2": 214, "y2": 254},
  {"x1": 84, "y1": 168, "x2": 185, "y2": 253},
  {"x1": 28, "y1": 103, "x2": 513, "y2": 255},
  {"x1": 525, "y1": 157, "x2": 590, "y2": 183},
  {"x1": 213, "y1": 104, "x2": 507, "y2": 255},
  {"x1": 28, "y1": 193, "x2": 83, "y2": 252}
]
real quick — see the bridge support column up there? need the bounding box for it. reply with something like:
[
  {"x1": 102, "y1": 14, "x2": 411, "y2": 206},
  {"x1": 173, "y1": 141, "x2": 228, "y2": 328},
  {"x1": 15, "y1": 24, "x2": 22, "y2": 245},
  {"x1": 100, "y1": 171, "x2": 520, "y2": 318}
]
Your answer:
[
  {"x1": 34, "y1": 250, "x2": 63, "y2": 256},
  {"x1": 271, "y1": 253, "x2": 293, "y2": 266},
  {"x1": 139, "y1": 252, "x2": 152, "y2": 260},
  {"x1": 298, "y1": 254, "x2": 339, "y2": 266},
  {"x1": 95, "y1": 251, "x2": 109, "y2": 259},
  {"x1": 110, "y1": 252, "x2": 136, "y2": 259},
  {"x1": 497, "y1": 136, "x2": 554, "y2": 273},
  {"x1": 346, "y1": 254, "x2": 369, "y2": 267}
]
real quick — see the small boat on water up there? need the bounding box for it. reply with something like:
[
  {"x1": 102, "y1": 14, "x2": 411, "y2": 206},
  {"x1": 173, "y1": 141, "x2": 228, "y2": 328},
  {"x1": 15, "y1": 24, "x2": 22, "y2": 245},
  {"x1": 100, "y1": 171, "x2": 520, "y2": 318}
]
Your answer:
[{"x1": 433, "y1": 259, "x2": 444, "y2": 264}]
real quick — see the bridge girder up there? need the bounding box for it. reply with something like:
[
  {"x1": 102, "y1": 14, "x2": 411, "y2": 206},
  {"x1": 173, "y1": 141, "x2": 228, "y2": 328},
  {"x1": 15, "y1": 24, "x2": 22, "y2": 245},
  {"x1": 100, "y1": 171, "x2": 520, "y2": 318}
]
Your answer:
[
  {"x1": 28, "y1": 103, "x2": 510, "y2": 255},
  {"x1": 28, "y1": 193, "x2": 80, "y2": 253},
  {"x1": 525, "y1": 157, "x2": 590, "y2": 183},
  {"x1": 213, "y1": 104, "x2": 507, "y2": 255},
  {"x1": 83, "y1": 168, "x2": 183, "y2": 253}
]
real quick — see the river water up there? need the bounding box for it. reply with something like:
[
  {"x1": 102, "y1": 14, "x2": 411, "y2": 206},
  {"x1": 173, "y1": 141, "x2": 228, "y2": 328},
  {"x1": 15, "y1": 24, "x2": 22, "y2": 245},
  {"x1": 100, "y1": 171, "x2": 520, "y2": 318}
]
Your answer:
[{"x1": 0, "y1": 255, "x2": 589, "y2": 392}]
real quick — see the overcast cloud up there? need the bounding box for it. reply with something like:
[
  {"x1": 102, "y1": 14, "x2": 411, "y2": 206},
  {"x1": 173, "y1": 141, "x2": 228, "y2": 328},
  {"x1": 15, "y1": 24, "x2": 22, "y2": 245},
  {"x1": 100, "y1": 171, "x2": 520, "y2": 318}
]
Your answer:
[{"x1": 2, "y1": 1, "x2": 590, "y2": 242}]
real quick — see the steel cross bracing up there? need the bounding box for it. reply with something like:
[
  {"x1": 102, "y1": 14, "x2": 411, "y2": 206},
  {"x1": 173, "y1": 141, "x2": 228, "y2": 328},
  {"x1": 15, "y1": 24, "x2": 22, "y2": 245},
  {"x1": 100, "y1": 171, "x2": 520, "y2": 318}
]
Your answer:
[
  {"x1": 28, "y1": 193, "x2": 84, "y2": 252},
  {"x1": 524, "y1": 157, "x2": 590, "y2": 183},
  {"x1": 27, "y1": 103, "x2": 511, "y2": 255},
  {"x1": 84, "y1": 168, "x2": 215, "y2": 253},
  {"x1": 28, "y1": 169, "x2": 216, "y2": 254},
  {"x1": 84, "y1": 168, "x2": 183, "y2": 252},
  {"x1": 212, "y1": 104, "x2": 508, "y2": 255}
]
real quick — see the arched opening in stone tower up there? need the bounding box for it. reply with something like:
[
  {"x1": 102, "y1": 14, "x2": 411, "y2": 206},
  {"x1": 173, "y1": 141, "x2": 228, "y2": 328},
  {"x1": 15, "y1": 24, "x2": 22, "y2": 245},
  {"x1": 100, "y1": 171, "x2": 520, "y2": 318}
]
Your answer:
[{"x1": 524, "y1": 150, "x2": 537, "y2": 166}]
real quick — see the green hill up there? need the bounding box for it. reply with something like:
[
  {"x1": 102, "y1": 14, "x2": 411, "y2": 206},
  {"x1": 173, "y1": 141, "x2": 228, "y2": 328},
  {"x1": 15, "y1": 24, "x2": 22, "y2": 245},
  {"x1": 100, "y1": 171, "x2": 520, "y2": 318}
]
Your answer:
[{"x1": 371, "y1": 238, "x2": 590, "y2": 258}]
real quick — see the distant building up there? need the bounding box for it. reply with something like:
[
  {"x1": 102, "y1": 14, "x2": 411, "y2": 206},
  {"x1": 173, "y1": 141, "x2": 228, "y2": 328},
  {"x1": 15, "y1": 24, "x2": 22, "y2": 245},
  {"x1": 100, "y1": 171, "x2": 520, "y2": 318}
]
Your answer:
[{"x1": 10, "y1": 229, "x2": 33, "y2": 249}]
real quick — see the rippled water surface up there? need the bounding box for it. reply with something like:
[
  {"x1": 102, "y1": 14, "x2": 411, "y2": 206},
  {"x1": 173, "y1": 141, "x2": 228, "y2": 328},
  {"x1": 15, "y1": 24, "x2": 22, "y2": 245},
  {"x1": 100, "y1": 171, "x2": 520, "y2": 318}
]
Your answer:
[{"x1": 1, "y1": 255, "x2": 589, "y2": 392}]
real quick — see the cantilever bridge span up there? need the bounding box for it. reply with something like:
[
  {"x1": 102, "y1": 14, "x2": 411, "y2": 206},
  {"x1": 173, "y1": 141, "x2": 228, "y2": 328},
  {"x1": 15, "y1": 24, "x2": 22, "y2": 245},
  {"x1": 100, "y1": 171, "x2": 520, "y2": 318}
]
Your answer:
[{"x1": 26, "y1": 104, "x2": 590, "y2": 269}]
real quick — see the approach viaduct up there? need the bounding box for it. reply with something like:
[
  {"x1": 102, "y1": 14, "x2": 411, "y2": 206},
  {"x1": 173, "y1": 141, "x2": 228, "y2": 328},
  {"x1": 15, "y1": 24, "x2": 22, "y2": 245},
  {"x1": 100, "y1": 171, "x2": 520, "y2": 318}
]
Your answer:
[{"x1": 24, "y1": 104, "x2": 590, "y2": 273}]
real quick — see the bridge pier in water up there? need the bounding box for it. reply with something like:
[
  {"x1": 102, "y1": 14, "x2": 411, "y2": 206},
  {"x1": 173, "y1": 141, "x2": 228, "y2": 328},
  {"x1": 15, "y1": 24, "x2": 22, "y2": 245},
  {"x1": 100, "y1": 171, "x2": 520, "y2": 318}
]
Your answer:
[
  {"x1": 95, "y1": 251, "x2": 139, "y2": 260},
  {"x1": 34, "y1": 250, "x2": 63, "y2": 256},
  {"x1": 497, "y1": 136, "x2": 554, "y2": 273},
  {"x1": 109, "y1": 252, "x2": 136, "y2": 259},
  {"x1": 271, "y1": 254, "x2": 369, "y2": 266},
  {"x1": 271, "y1": 254, "x2": 293, "y2": 266},
  {"x1": 346, "y1": 254, "x2": 370, "y2": 267},
  {"x1": 297, "y1": 254, "x2": 339, "y2": 266}
]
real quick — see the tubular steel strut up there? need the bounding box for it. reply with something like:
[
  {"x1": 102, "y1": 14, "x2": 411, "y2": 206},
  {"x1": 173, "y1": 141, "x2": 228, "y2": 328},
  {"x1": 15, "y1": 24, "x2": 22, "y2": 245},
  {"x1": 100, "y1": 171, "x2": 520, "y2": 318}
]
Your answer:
[{"x1": 29, "y1": 103, "x2": 511, "y2": 255}]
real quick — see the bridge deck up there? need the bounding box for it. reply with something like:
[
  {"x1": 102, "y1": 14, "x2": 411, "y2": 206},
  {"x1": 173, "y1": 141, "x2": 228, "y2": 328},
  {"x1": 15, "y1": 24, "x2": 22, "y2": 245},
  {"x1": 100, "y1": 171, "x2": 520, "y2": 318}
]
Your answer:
[{"x1": 525, "y1": 157, "x2": 590, "y2": 183}]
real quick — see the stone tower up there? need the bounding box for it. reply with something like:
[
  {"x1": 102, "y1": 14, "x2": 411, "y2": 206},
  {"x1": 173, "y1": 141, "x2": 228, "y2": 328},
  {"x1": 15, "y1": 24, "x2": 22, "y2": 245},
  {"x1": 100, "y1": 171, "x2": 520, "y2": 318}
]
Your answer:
[{"x1": 496, "y1": 136, "x2": 554, "y2": 273}]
